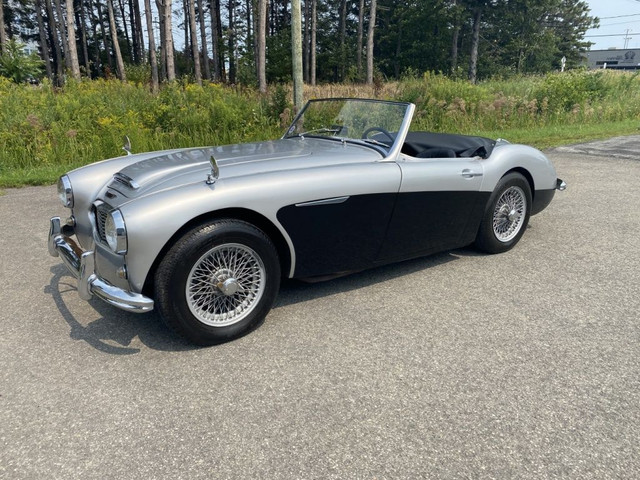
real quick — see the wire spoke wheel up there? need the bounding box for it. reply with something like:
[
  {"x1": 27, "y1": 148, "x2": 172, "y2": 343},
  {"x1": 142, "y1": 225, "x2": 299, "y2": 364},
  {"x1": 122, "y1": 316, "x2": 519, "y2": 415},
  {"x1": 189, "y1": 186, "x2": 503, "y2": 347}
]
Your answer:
[
  {"x1": 492, "y1": 186, "x2": 526, "y2": 243},
  {"x1": 186, "y1": 243, "x2": 266, "y2": 327}
]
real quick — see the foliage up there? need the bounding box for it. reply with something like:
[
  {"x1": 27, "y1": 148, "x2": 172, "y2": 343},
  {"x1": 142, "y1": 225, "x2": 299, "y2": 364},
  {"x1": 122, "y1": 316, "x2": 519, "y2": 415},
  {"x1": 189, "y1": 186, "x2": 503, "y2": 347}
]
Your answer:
[
  {"x1": 0, "y1": 78, "x2": 282, "y2": 186},
  {"x1": 2, "y1": 71, "x2": 640, "y2": 187},
  {"x1": 0, "y1": 39, "x2": 44, "y2": 83},
  {"x1": 1, "y1": 0, "x2": 599, "y2": 87}
]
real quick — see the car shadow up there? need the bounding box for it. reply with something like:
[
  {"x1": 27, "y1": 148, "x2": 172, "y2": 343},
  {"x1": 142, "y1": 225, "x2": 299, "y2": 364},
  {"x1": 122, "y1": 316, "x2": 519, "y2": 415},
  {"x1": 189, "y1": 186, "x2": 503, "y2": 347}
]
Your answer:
[
  {"x1": 45, "y1": 264, "x2": 196, "y2": 354},
  {"x1": 274, "y1": 248, "x2": 471, "y2": 308},
  {"x1": 45, "y1": 247, "x2": 474, "y2": 354}
]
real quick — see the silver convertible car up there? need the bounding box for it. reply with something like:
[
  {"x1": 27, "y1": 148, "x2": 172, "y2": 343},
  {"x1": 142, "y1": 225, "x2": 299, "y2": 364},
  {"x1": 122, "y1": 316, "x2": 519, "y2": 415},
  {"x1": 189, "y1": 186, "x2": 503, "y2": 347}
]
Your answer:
[{"x1": 49, "y1": 98, "x2": 565, "y2": 345}]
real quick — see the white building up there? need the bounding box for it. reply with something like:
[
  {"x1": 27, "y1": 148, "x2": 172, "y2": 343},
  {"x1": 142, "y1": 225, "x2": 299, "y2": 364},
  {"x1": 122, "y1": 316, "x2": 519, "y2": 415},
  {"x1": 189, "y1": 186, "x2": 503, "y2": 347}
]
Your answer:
[{"x1": 584, "y1": 49, "x2": 640, "y2": 70}]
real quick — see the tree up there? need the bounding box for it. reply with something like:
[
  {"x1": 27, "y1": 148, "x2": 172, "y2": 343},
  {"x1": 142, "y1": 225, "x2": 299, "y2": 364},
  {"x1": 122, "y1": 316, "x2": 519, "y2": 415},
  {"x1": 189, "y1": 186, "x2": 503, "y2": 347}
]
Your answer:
[
  {"x1": 144, "y1": 0, "x2": 159, "y2": 91},
  {"x1": 227, "y1": 0, "x2": 236, "y2": 83},
  {"x1": 356, "y1": 0, "x2": 364, "y2": 77},
  {"x1": 210, "y1": 0, "x2": 223, "y2": 81},
  {"x1": 0, "y1": 0, "x2": 7, "y2": 53},
  {"x1": 310, "y1": 0, "x2": 316, "y2": 85},
  {"x1": 366, "y1": 0, "x2": 376, "y2": 85},
  {"x1": 52, "y1": 0, "x2": 70, "y2": 70},
  {"x1": 468, "y1": 2, "x2": 482, "y2": 83},
  {"x1": 257, "y1": 0, "x2": 266, "y2": 92},
  {"x1": 106, "y1": 0, "x2": 126, "y2": 80},
  {"x1": 0, "y1": 38, "x2": 43, "y2": 82},
  {"x1": 65, "y1": 0, "x2": 81, "y2": 79},
  {"x1": 291, "y1": 0, "x2": 303, "y2": 110},
  {"x1": 34, "y1": 0, "x2": 53, "y2": 79},
  {"x1": 44, "y1": 0, "x2": 64, "y2": 81},
  {"x1": 187, "y1": 0, "x2": 202, "y2": 84},
  {"x1": 158, "y1": 0, "x2": 176, "y2": 80},
  {"x1": 197, "y1": 0, "x2": 211, "y2": 79}
]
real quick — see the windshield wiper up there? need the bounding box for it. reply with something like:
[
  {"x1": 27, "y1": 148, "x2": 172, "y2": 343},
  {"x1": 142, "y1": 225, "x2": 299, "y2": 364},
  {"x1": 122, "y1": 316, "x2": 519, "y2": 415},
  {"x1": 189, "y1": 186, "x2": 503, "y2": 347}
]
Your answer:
[
  {"x1": 288, "y1": 127, "x2": 341, "y2": 138},
  {"x1": 361, "y1": 138, "x2": 390, "y2": 148}
]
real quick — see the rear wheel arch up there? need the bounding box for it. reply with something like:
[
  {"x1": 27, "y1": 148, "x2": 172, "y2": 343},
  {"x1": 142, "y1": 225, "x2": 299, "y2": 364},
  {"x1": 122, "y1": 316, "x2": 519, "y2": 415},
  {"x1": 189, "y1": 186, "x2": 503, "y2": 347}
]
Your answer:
[
  {"x1": 142, "y1": 208, "x2": 292, "y2": 298},
  {"x1": 504, "y1": 167, "x2": 535, "y2": 201}
]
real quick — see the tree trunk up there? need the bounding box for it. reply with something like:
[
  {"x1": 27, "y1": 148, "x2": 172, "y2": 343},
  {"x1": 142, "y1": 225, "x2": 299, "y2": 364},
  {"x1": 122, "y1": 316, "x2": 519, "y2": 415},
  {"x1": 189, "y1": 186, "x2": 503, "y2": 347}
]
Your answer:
[
  {"x1": 210, "y1": 0, "x2": 222, "y2": 81},
  {"x1": 366, "y1": 0, "x2": 377, "y2": 85},
  {"x1": 130, "y1": 0, "x2": 145, "y2": 62},
  {"x1": 227, "y1": 0, "x2": 236, "y2": 83},
  {"x1": 450, "y1": 0, "x2": 459, "y2": 75},
  {"x1": 97, "y1": 0, "x2": 113, "y2": 71},
  {"x1": 159, "y1": 0, "x2": 176, "y2": 80},
  {"x1": 451, "y1": 26, "x2": 459, "y2": 74},
  {"x1": 197, "y1": 0, "x2": 211, "y2": 79},
  {"x1": 291, "y1": 0, "x2": 303, "y2": 111},
  {"x1": 394, "y1": 19, "x2": 402, "y2": 79},
  {"x1": 87, "y1": 0, "x2": 101, "y2": 76},
  {"x1": 245, "y1": 0, "x2": 253, "y2": 70},
  {"x1": 45, "y1": 0, "x2": 64, "y2": 81},
  {"x1": 65, "y1": 0, "x2": 81, "y2": 79},
  {"x1": 339, "y1": 0, "x2": 346, "y2": 80},
  {"x1": 117, "y1": 0, "x2": 132, "y2": 61},
  {"x1": 76, "y1": 0, "x2": 90, "y2": 72},
  {"x1": 257, "y1": 0, "x2": 266, "y2": 93},
  {"x1": 107, "y1": 0, "x2": 126, "y2": 80},
  {"x1": 468, "y1": 6, "x2": 481, "y2": 84},
  {"x1": 356, "y1": 0, "x2": 364, "y2": 78},
  {"x1": 303, "y1": 0, "x2": 309, "y2": 82},
  {"x1": 183, "y1": 0, "x2": 190, "y2": 60},
  {"x1": 0, "y1": 0, "x2": 7, "y2": 53},
  {"x1": 53, "y1": 0, "x2": 71, "y2": 70},
  {"x1": 35, "y1": 0, "x2": 53, "y2": 79},
  {"x1": 188, "y1": 0, "x2": 202, "y2": 84},
  {"x1": 144, "y1": 0, "x2": 159, "y2": 91},
  {"x1": 310, "y1": 0, "x2": 316, "y2": 86}
]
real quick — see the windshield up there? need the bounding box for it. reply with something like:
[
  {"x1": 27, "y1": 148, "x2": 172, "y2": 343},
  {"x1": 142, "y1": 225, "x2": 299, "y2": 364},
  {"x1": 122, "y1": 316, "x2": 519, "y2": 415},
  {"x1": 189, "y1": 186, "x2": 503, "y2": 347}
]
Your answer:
[{"x1": 283, "y1": 98, "x2": 411, "y2": 153}]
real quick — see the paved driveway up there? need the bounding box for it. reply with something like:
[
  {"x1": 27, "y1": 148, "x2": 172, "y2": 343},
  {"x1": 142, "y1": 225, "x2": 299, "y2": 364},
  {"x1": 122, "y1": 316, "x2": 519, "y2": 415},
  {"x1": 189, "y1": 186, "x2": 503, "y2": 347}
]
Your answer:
[{"x1": 1, "y1": 137, "x2": 638, "y2": 479}]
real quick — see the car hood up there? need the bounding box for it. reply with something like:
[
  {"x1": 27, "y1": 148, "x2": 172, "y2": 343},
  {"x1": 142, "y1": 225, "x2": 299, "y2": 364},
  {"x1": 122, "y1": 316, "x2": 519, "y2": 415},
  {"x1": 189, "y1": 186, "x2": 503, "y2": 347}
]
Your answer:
[{"x1": 106, "y1": 138, "x2": 380, "y2": 199}]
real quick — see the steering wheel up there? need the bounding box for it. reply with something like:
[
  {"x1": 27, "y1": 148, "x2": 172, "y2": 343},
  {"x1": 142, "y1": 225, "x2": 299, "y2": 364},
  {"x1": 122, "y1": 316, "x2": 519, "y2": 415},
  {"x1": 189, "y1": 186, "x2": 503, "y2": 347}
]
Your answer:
[{"x1": 362, "y1": 127, "x2": 395, "y2": 143}]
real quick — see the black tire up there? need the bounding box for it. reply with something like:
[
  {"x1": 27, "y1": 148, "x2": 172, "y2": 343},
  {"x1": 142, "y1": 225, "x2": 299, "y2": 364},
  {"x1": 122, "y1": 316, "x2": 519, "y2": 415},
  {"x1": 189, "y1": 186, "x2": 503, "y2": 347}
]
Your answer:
[
  {"x1": 475, "y1": 172, "x2": 532, "y2": 254},
  {"x1": 154, "y1": 220, "x2": 280, "y2": 345}
]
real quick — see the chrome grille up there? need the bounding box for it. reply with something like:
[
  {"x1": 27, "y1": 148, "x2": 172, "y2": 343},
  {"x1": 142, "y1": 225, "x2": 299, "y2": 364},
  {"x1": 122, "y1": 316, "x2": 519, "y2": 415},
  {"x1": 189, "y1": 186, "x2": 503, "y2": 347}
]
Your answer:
[{"x1": 94, "y1": 202, "x2": 112, "y2": 243}]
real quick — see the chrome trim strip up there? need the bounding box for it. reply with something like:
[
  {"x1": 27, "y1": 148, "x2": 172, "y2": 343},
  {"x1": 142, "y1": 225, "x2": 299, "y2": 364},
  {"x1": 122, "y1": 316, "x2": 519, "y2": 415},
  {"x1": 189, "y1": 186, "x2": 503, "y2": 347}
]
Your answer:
[
  {"x1": 295, "y1": 196, "x2": 350, "y2": 207},
  {"x1": 48, "y1": 217, "x2": 154, "y2": 313}
]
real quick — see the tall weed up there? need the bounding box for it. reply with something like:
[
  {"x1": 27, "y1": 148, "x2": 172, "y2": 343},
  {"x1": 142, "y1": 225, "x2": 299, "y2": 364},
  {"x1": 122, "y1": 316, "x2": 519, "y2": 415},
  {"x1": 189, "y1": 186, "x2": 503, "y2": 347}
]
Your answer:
[{"x1": 2, "y1": 70, "x2": 640, "y2": 186}]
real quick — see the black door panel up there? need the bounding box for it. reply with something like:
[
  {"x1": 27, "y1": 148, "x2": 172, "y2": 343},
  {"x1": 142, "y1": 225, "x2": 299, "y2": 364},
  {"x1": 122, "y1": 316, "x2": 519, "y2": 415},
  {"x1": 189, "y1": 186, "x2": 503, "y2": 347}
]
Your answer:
[{"x1": 277, "y1": 193, "x2": 396, "y2": 278}]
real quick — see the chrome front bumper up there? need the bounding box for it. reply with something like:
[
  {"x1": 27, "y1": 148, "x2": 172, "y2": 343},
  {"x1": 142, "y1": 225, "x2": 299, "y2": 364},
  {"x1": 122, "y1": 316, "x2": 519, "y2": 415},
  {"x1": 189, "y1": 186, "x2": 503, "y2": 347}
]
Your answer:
[{"x1": 48, "y1": 216, "x2": 154, "y2": 313}]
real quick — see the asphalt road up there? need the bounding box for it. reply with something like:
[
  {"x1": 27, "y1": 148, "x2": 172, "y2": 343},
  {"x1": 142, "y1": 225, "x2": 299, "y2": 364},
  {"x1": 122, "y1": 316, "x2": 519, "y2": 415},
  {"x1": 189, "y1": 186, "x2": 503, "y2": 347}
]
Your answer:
[{"x1": 1, "y1": 137, "x2": 639, "y2": 479}]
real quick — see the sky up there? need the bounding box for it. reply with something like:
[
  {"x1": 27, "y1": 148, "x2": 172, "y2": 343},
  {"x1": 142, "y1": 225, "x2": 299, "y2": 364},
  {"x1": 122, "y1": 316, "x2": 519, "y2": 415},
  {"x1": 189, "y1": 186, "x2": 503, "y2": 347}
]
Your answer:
[{"x1": 585, "y1": 0, "x2": 640, "y2": 50}]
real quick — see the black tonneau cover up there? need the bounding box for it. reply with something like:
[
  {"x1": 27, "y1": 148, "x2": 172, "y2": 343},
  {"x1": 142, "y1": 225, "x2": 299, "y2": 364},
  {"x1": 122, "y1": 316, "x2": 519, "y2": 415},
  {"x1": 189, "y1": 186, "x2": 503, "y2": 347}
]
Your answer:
[{"x1": 402, "y1": 132, "x2": 496, "y2": 159}]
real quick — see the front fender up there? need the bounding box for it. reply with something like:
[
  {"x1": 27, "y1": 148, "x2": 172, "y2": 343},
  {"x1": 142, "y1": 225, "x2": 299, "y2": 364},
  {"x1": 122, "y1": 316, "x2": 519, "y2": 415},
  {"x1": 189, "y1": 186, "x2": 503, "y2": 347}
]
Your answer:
[{"x1": 120, "y1": 161, "x2": 402, "y2": 292}]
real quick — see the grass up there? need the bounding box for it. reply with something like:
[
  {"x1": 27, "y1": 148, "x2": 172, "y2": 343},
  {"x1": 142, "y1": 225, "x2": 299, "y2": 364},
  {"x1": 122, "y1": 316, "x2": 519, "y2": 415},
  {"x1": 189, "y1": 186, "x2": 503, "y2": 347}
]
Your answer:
[
  {"x1": 471, "y1": 119, "x2": 640, "y2": 150},
  {"x1": 1, "y1": 70, "x2": 639, "y2": 188}
]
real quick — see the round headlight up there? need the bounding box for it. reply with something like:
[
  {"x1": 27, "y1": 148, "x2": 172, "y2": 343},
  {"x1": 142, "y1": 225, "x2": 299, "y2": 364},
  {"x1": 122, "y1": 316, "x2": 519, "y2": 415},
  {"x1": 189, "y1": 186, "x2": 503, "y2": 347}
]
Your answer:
[
  {"x1": 57, "y1": 175, "x2": 74, "y2": 208},
  {"x1": 104, "y1": 209, "x2": 128, "y2": 254}
]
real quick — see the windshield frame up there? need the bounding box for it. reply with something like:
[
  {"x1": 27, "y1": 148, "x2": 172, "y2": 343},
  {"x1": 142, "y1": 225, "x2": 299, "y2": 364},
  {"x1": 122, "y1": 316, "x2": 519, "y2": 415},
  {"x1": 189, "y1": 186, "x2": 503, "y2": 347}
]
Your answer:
[{"x1": 282, "y1": 98, "x2": 415, "y2": 161}]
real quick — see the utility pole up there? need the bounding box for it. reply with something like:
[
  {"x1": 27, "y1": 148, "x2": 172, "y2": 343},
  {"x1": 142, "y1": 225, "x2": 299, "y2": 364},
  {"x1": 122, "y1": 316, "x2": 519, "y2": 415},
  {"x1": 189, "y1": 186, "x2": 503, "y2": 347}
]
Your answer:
[{"x1": 624, "y1": 29, "x2": 632, "y2": 49}]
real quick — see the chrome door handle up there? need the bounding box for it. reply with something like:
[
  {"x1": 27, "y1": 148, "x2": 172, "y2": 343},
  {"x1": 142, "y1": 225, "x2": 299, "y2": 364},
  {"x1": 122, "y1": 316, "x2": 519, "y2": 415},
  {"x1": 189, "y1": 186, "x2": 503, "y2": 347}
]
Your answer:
[{"x1": 461, "y1": 169, "x2": 483, "y2": 178}]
